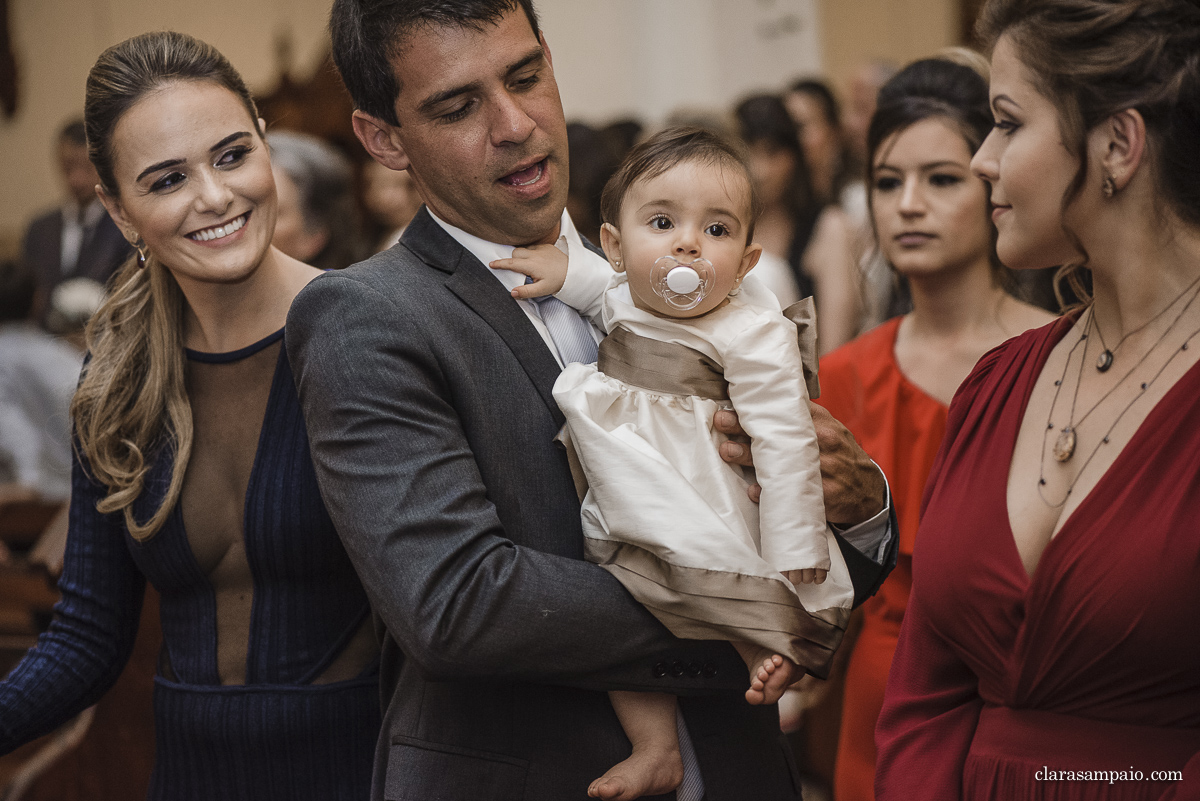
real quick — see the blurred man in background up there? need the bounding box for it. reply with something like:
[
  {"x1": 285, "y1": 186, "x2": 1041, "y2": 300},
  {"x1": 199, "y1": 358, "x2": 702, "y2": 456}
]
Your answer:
[{"x1": 21, "y1": 119, "x2": 129, "y2": 330}]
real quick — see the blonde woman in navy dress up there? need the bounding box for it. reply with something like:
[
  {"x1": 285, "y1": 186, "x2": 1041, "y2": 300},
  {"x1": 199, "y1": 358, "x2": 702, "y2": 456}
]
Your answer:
[{"x1": 0, "y1": 32, "x2": 379, "y2": 800}]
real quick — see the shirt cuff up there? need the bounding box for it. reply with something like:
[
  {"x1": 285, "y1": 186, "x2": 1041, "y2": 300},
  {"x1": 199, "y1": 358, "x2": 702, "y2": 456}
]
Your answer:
[
  {"x1": 829, "y1": 463, "x2": 893, "y2": 565},
  {"x1": 555, "y1": 240, "x2": 614, "y2": 324}
]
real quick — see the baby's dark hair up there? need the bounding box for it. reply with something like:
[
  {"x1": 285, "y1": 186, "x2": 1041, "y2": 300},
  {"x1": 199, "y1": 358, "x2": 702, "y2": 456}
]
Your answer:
[{"x1": 600, "y1": 126, "x2": 762, "y2": 241}]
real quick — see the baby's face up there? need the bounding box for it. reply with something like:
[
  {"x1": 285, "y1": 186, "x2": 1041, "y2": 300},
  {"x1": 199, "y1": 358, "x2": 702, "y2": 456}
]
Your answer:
[{"x1": 603, "y1": 159, "x2": 760, "y2": 318}]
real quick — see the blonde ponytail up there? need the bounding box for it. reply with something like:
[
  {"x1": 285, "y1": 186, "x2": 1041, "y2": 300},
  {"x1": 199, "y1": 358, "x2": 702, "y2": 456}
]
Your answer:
[{"x1": 71, "y1": 253, "x2": 193, "y2": 541}]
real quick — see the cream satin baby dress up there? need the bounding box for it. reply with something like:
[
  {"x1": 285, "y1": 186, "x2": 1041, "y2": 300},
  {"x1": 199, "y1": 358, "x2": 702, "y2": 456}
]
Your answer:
[{"x1": 554, "y1": 273, "x2": 853, "y2": 675}]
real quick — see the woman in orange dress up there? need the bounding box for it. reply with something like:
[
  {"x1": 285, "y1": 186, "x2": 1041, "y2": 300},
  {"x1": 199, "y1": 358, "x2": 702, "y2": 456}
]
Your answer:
[{"x1": 816, "y1": 53, "x2": 1053, "y2": 801}]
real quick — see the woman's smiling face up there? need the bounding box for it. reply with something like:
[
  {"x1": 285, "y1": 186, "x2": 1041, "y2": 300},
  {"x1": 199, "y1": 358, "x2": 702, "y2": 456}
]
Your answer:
[
  {"x1": 971, "y1": 35, "x2": 1083, "y2": 271},
  {"x1": 100, "y1": 79, "x2": 277, "y2": 291}
]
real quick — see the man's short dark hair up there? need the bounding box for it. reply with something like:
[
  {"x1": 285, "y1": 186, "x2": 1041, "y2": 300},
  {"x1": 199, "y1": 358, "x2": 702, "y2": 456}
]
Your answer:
[
  {"x1": 330, "y1": 0, "x2": 541, "y2": 127},
  {"x1": 0, "y1": 259, "x2": 36, "y2": 324},
  {"x1": 59, "y1": 118, "x2": 87, "y2": 147}
]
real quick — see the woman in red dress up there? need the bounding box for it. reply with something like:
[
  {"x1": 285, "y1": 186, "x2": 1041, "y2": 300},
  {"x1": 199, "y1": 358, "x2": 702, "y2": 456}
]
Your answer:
[
  {"x1": 875, "y1": 1, "x2": 1200, "y2": 798},
  {"x1": 817, "y1": 54, "x2": 1052, "y2": 801}
]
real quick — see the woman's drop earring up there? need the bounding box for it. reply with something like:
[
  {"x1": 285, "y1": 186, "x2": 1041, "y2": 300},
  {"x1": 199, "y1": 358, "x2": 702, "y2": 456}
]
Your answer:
[{"x1": 133, "y1": 237, "x2": 149, "y2": 268}]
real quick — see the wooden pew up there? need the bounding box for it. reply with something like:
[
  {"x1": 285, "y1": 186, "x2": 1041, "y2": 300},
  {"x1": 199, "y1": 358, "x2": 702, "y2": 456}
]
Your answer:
[{"x1": 0, "y1": 493, "x2": 157, "y2": 801}]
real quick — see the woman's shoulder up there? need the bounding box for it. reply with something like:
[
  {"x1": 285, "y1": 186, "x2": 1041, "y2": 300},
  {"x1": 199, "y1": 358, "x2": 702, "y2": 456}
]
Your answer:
[
  {"x1": 951, "y1": 313, "x2": 1070, "y2": 413},
  {"x1": 804, "y1": 203, "x2": 850, "y2": 241},
  {"x1": 1003, "y1": 297, "x2": 1059, "y2": 335},
  {"x1": 801, "y1": 206, "x2": 853, "y2": 265}
]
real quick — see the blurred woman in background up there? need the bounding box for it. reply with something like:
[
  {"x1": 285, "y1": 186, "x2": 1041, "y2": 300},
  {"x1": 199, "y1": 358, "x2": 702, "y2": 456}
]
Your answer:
[
  {"x1": 815, "y1": 54, "x2": 1052, "y2": 801},
  {"x1": 268, "y1": 129, "x2": 367, "y2": 271},
  {"x1": 783, "y1": 79, "x2": 854, "y2": 206},
  {"x1": 736, "y1": 94, "x2": 862, "y2": 353}
]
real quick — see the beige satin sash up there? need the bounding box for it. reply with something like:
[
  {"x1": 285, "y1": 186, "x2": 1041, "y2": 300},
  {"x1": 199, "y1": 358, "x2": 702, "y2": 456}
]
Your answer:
[
  {"x1": 782, "y1": 296, "x2": 821, "y2": 399},
  {"x1": 598, "y1": 327, "x2": 730, "y2": 400},
  {"x1": 596, "y1": 296, "x2": 821, "y2": 400}
]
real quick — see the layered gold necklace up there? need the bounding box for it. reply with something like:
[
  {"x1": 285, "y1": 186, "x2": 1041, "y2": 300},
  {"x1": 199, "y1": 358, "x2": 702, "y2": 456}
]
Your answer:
[{"x1": 1038, "y1": 283, "x2": 1200, "y2": 507}]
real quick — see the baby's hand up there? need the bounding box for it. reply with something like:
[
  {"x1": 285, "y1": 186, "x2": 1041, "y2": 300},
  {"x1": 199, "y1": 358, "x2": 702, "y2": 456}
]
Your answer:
[
  {"x1": 491, "y1": 243, "x2": 568, "y2": 299},
  {"x1": 784, "y1": 568, "x2": 828, "y2": 585}
]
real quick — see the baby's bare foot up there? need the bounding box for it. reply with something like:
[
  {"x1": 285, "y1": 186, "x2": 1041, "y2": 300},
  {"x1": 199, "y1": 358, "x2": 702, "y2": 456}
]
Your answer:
[
  {"x1": 588, "y1": 745, "x2": 683, "y2": 801},
  {"x1": 745, "y1": 654, "x2": 801, "y2": 705}
]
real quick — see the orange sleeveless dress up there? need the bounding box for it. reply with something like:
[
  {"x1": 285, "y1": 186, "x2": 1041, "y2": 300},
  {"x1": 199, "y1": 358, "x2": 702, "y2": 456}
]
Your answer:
[{"x1": 815, "y1": 317, "x2": 948, "y2": 801}]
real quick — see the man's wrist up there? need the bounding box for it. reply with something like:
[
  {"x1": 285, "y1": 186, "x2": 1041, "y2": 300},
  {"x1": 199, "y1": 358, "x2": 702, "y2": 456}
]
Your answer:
[
  {"x1": 827, "y1": 459, "x2": 886, "y2": 527},
  {"x1": 831, "y1": 465, "x2": 892, "y2": 564}
]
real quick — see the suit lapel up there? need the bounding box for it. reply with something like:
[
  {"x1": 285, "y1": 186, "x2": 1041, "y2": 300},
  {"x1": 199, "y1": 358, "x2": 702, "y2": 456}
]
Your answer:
[{"x1": 400, "y1": 209, "x2": 566, "y2": 427}]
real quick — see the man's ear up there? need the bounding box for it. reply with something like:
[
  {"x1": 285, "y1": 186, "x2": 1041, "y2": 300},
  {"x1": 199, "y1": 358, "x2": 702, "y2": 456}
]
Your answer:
[
  {"x1": 737, "y1": 242, "x2": 762, "y2": 279},
  {"x1": 599, "y1": 222, "x2": 624, "y2": 272},
  {"x1": 96, "y1": 185, "x2": 135, "y2": 243},
  {"x1": 1098, "y1": 108, "x2": 1147, "y2": 193},
  {"x1": 352, "y1": 110, "x2": 411, "y2": 172}
]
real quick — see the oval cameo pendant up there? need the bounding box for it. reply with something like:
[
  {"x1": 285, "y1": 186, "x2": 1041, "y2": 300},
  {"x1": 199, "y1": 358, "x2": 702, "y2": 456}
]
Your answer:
[
  {"x1": 1097, "y1": 350, "x2": 1114, "y2": 372},
  {"x1": 1053, "y1": 427, "x2": 1077, "y2": 462}
]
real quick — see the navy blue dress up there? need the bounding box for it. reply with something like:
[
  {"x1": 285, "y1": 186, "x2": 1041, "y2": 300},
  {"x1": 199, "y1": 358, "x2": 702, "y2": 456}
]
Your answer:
[{"x1": 0, "y1": 331, "x2": 380, "y2": 800}]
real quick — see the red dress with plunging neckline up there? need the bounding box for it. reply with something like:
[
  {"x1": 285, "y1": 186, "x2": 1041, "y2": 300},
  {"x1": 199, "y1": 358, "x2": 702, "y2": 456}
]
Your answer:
[{"x1": 875, "y1": 316, "x2": 1200, "y2": 800}]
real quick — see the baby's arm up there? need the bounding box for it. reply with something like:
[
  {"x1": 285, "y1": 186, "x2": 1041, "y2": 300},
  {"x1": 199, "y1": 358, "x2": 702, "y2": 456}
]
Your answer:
[
  {"x1": 491, "y1": 243, "x2": 568, "y2": 299},
  {"x1": 723, "y1": 313, "x2": 830, "y2": 576}
]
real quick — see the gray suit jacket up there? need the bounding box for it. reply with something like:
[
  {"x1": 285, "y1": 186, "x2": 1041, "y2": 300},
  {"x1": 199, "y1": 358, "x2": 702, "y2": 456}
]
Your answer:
[{"x1": 286, "y1": 209, "x2": 895, "y2": 801}]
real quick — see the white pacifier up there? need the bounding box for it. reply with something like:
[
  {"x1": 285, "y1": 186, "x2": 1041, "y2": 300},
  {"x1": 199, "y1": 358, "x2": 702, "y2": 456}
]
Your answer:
[{"x1": 650, "y1": 255, "x2": 714, "y2": 311}]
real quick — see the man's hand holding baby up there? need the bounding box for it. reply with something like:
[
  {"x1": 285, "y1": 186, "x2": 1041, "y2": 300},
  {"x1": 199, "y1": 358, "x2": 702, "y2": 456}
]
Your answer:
[{"x1": 715, "y1": 406, "x2": 886, "y2": 527}]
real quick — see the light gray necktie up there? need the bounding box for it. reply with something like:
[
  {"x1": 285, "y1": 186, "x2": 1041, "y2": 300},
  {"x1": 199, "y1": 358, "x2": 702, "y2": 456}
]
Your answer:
[
  {"x1": 675, "y1": 706, "x2": 705, "y2": 801},
  {"x1": 528, "y1": 290, "x2": 598, "y2": 365}
]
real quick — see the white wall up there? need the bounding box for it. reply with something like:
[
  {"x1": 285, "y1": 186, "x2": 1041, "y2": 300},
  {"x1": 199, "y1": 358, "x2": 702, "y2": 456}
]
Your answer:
[
  {"x1": 816, "y1": 0, "x2": 957, "y2": 93},
  {"x1": 543, "y1": 0, "x2": 823, "y2": 126}
]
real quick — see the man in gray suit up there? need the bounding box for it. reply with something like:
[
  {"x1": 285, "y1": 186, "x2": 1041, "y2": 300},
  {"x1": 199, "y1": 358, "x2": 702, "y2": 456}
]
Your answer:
[{"x1": 286, "y1": 2, "x2": 895, "y2": 799}]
